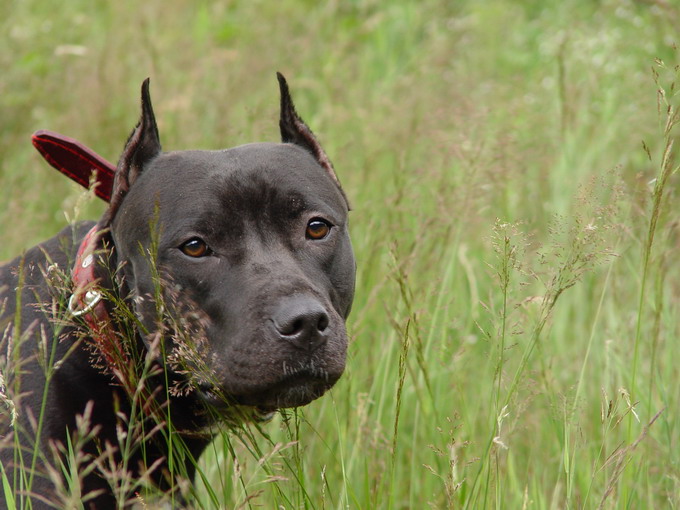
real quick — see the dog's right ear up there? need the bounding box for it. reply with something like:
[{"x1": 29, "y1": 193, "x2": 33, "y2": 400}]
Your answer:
[
  {"x1": 101, "y1": 78, "x2": 161, "y2": 226},
  {"x1": 277, "y1": 72, "x2": 349, "y2": 209}
]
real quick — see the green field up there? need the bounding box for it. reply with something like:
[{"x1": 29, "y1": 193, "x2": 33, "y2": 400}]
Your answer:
[{"x1": 1, "y1": 0, "x2": 679, "y2": 508}]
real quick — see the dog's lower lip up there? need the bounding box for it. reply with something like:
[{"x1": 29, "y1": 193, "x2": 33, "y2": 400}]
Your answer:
[
  {"x1": 253, "y1": 371, "x2": 337, "y2": 409},
  {"x1": 195, "y1": 363, "x2": 341, "y2": 413},
  {"x1": 196, "y1": 386, "x2": 278, "y2": 410},
  {"x1": 255, "y1": 406, "x2": 277, "y2": 421},
  {"x1": 196, "y1": 388, "x2": 277, "y2": 423}
]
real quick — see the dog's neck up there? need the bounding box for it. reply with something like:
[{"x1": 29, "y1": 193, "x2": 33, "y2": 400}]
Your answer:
[{"x1": 68, "y1": 227, "x2": 217, "y2": 433}]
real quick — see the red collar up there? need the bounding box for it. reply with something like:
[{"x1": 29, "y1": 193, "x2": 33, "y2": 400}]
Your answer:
[
  {"x1": 32, "y1": 130, "x2": 115, "y2": 202},
  {"x1": 68, "y1": 226, "x2": 131, "y2": 373},
  {"x1": 68, "y1": 226, "x2": 105, "y2": 318}
]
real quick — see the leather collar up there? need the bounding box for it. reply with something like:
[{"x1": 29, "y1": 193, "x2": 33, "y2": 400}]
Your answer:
[
  {"x1": 68, "y1": 226, "x2": 130, "y2": 372},
  {"x1": 32, "y1": 130, "x2": 115, "y2": 202}
]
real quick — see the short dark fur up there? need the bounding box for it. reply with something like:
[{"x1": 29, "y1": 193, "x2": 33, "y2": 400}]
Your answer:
[{"x1": 0, "y1": 75, "x2": 355, "y2": 509}]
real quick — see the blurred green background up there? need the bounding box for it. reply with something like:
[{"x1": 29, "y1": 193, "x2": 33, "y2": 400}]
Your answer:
[{"x1": 1, "y1": 0, "x2": 679, "y2": 508}]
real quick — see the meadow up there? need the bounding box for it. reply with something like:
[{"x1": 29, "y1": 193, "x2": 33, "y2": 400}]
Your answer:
[{"x1": 1, "y1": 0, "x2": 679, "y2": 508}]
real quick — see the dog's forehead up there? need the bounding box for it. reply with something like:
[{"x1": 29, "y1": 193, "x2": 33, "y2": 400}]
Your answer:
[
  {"x1": 143, "y1": 142, "x2": 344, "y2": 209},
  {"x1": 151, "y1": 143, "x2": 322, "y2": 182}
]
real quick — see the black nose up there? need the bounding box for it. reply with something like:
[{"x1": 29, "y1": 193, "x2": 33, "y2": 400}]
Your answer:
[{"x1": 272, "y1": 295, "x2": 330, "y2": 351}]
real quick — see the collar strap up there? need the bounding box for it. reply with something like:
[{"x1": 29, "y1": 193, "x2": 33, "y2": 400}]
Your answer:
[
  {"x1": 32, "y1": 130, "x2": 115, "y2": 202},
  {"x1": 68, "y1": 226, "x2": 130, "y2": 372},
  {"x1": 68, "y1": 226, "x2": 105, "y2": 317}
]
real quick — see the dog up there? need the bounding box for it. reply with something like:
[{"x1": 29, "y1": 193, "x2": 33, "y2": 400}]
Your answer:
[{"x1": 0, "y1": 74, "x2": 355, "y2": 509}]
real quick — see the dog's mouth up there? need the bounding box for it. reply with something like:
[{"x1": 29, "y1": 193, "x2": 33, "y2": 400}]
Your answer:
[{"x1": 197, "y1": 367, "x2": 339, "y2": 421}]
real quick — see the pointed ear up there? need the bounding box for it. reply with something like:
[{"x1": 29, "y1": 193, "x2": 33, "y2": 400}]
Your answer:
[
  {"x1": 277, "y1": 72, "x2": 348, "y2": 207},
  {"x1": 101, "y1": 78, "x2": 161, "y2": 226}
]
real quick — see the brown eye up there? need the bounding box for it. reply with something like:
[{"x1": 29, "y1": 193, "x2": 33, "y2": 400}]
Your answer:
[
  {"x1": 306, "y1": 219, "x2": 331, "y2": 240},
  {"x1": 180, "y1": 238, "x2": 210, "y2": 258}
]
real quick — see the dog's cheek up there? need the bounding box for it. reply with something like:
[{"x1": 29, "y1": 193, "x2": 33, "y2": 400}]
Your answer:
[
  {"x1": 328, "y1": 236, "x2": 356, "y2": 319},
  {"x1": 325, "y1": 323, "x2": 350, "y2": 371}
]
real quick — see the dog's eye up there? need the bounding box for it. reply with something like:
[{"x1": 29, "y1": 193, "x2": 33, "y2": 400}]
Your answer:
[
  {"x1": 306, "y1": 219, "x2": 331, "y2": 240},
  {"x1": 180, "y1": 238, "x2": 210, "y2": 258}
]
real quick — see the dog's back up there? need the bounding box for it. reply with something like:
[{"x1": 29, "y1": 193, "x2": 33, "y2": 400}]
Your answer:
[{"x1": 0, "y1": 223, "x2": 101, "y2": 503}]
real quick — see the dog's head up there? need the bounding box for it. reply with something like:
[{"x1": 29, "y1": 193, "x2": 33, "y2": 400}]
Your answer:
[{"x1": 100, "y1": 75, "x2": 355, "y2": 415}]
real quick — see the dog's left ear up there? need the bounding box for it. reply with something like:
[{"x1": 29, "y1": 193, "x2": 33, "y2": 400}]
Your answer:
[
  {"x1": 101, "y1": 78, "x2": 161, "y2": 226},
  {"x1": 277, "y1": 72, "x2": 348, "y2": 207}
]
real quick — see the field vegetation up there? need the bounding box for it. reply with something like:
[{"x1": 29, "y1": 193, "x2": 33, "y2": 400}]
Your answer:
[{"x1": 1, "y1": 0, "x2": 679, "y2": 508}]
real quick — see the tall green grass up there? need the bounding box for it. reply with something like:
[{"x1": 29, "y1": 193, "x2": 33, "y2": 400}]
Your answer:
[{"x1": 1, "y1": 0, "x2": 679, "y2": 507}]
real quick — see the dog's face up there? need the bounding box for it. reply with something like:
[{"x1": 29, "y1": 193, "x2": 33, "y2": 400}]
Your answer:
[{"x1": 106, "y1": 76, "x2": 355, "y2": 414}]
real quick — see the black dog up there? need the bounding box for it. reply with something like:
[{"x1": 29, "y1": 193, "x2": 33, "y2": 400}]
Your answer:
[{"x1": 0, "y1": 74, "x2": 355, "y2": 508}]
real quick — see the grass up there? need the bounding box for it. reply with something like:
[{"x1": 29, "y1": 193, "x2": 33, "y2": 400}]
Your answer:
[{"x1": 1, "y1": 0, "x2": 680, "y2": 507}]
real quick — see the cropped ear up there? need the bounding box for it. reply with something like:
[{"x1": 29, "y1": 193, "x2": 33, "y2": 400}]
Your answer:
[
  {"x1": 277, "y1": 72, "x2": 348, "y2": 207},
  {"x1": 101, "y1": 78, "x2": 161, "y2": 226}
]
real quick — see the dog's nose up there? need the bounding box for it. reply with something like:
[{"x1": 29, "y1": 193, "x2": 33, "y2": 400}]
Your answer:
[{"x1": 272, "y1": 295, "x2": 330, "y2": 351}]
